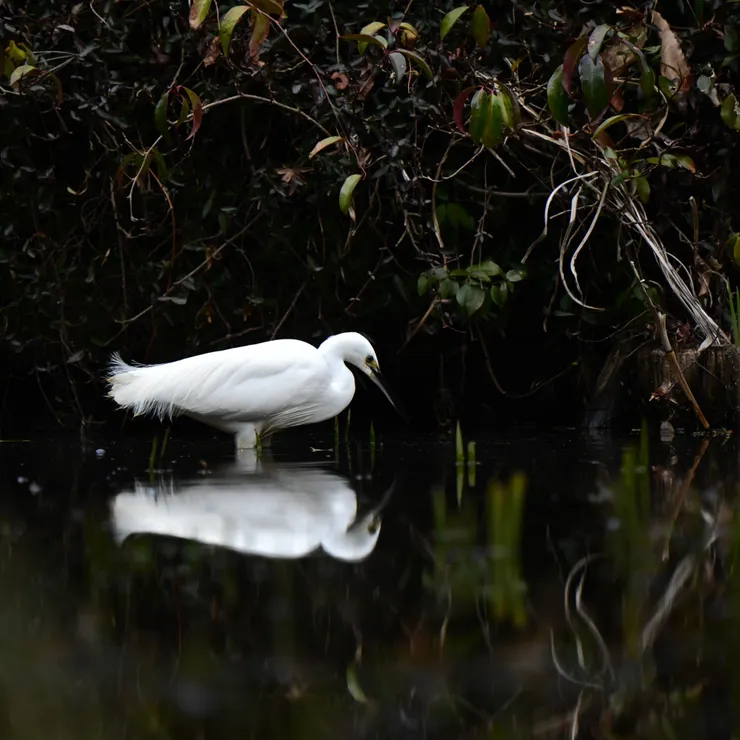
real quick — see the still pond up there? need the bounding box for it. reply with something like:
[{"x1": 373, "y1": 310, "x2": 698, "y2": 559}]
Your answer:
[{"x1": 0, "y1": 427, "x2": 738, "y2": 739}]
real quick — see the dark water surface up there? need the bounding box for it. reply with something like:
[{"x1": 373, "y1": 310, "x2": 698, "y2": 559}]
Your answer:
[{"x1": 1, "y1": 428, "x2": 740, "y2": 739}]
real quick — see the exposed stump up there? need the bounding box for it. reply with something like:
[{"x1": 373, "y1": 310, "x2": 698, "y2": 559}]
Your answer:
[{"x1": 633, "y1": 345, "x2": 740, "y2": 428}]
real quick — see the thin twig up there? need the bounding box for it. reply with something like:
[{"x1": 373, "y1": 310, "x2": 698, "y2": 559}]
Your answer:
[
  {"x1": 569, "y1": 179, "x2": 609, "y2": 299},
  {"x1": 149, "y1": 170, "x2": 177, "y2": 292},
  {"x1": 419, "y1": 145, "x2": 483, "y2": 183},
  {"x1": 126, "y1": 135, "x2": 162, "y2": 222},
  {"x1": 201, "y1": 93, "x2": 332, "y2": 136},
  {"x1": 478, "y1": 330, "x2": 577, "y2": 397},
  {"x1": 574, "y1": 569, "x2": 615, "y2": 683},
  {"x1": 327, "y1": 0, "x2": 341, "y2": 66},
  {"x1": 431, "y1": 139, "x2": 456, "y2": 250},
  {"x1": 658, "y1": 312, "x2": 710, "y2": 429},
  {"x1": 521, "y1": 172, "x2": 599, "y2": 263},
  {"x1": 114, "y1": 217, "x2": 258, "y2": 326},
  {"x1": 661, "y1": 438, "x2": 709, "y2": 561},
  {"x1": 400, "y1": 297, "x2": 439, "y2": 352},
  {"x1": 271, "y1": 282, "x2": 307, "y2": 339}
]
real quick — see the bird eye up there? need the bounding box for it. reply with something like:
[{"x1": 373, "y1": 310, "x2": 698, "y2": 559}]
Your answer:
[{"x1": 365, "y1": 355, "x2": 374, "y2": 365}]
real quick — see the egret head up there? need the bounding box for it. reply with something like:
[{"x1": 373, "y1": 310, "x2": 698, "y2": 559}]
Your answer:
[{"x1": 329, "y1": 332, "x2": 400, "y2": 414}]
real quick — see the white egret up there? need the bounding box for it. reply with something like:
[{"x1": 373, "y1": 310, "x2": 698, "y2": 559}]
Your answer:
[
  {"x1": 110, "y1": 462, "x2": 385, "y2": 562},
  {"x1": 106, "y1": 332, "x2": 398, "y2": 449}
]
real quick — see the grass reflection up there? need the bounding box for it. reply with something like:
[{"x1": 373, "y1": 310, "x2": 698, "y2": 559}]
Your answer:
[
  {"x1": 6, "y1": 434, "x2": 740, "y2": 738},
  {"x1": 428, "y1": 469, "x2": 527, "y2": 631}
]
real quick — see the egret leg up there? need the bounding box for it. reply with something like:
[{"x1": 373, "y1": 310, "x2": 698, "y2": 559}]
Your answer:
[
  {"x1": 254, "y1": 430, "x2": 274, "y2": 452},
  {"x1": 235, "y1": 424, "x2": 259, "y2": 450},
  {"x1": 260, "y1": 432, "x2": 273, "y2": 448}
]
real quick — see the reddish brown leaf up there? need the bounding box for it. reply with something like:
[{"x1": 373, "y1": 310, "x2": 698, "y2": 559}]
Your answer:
[
  {"x1": 593, "y1": 128, "x2": 615, "y2": 151},
  {"x1": 357, "y1": 68, "x2": 375, "y2": 100},
  {"x1": 203, "y1": 37, "x2": 221, "y2": 66},
  {"x1": 610, "y1": 87, "x2": 625, "y2": 112},
  {"x1": 251, "y1": 0, "x2": 283, "y2": 14},
  {"x1": 177, "y1": 86, "x2": 203, "y2": 141},
  {"x1": 452, "y1": 86, "x2": 478, "y2": 134},
  {"x1": 331, "y1": 72, "x2": 349, "y2": 90},
  {"x1": 189, "y1": 0, "x2": 212, "y2": 30},
  {"x1": 562, "y1": 36, "x2": 588, "y2": 96},
  {"x1": 651, "y1": 10, "x2": 691, "y2": 92},
  {"x1": 603, "y1": 60, "x2": 616, "y2": 99},
  {"x1": 249, "y1": 11, "x2": 270, "y2": 59}
]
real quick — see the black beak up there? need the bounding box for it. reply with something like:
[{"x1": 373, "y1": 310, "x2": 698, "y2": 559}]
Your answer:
[{"x1": 369, "y1": 367, "x2": 408, "y2": 423}]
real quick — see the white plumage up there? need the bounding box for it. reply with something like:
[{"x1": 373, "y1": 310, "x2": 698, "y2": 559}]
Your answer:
[
  {"x1": 106, "y1": 332, "x2": 397, "y2": 449},
  {"x1": 110, "y1": 461, "x2": 384, "y2": 562}
]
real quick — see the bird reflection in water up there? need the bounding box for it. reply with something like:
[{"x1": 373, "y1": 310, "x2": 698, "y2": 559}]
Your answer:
[{"x1": 109, "y1": 450, "x2": 391, "y2": 563}]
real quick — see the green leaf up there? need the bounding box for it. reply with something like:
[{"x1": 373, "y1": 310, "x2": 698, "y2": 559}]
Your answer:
[
  {"x1": 482, "y1": 93, "x2": 504, "y2": 148},
  {"x1": 721, "y1": 93, "x2": 740, "y2": 131},
  {"x1": 154, "y1": 91, "x2": 169, "y2": 136},
  {"x1": 340, "y1": 33, "x2": 387, "y2": 50},
  {"x1": 471, "y1": 5, "x2": 491, "y2": 48},
  {"x1": 417, "y1": 273, "x2": 431, "y2": 296},
  {"x1": 220, "y1": 6, "x2": 250, "y2": 56},
  {"x1": 250, "y1": 0, "x2": 283, "y2": 13},
  {"x1": 180, "y1": 87, "x2": 203, "y2": 140},
  {"x1": 467, "y1": 271, "x2": 492, "y2": 282},
  {"x1": 358, "y1": 21, "x2": 386, "y2": 55},
  {"x1": 474, "y1": 260, "x2": 502, "y2": 276},
  {"x1": 396, "y1": 49, "x2": 433, "y2": 80},
  {"x1": 673, "y1": 154, "x2": 696, "y2": 173},
  {"x1": 346, "y1": 663, "x2": 369, "y2": 704},
  {"x1": 497, "y1": 84, "x2": 521, "y2": 129},
  {"x1": 639, "y1": 65, "x2": 656, "y2": 100},
  {"x1": 634, "y1": 174, "x2": 650, "y2": 204},
  {"x1": 631, "y1": 46, "x2": 656, "y2": 99},
  {"x1": 339, "y1": 173, "x2": 362, "y2": 215},
  {"x1": 456, "y1": 283, "x2": 486, "y2": 316},
  {"x1": 309, "y1": 136, "x2": 345, "y2": 158},
  {"x1": 578, "y1": 54, "x2": 609, "y2": 118},
  {"x1": 440, "y1": 6, "x2": 470, "y2": 41},
  {"x1": 151, "y1": 147, "x2": 168, "y2": 182},
  {"x1": 249, "y1": 11, "x2": 271, "y2": 59},
  {"x1": 439, "y1": 278, "x2": 459, "y2": 299},
  {"x1": 8, "y1": 64, "x2": 36, "y2": 87},
  {"x1": 547, "y1": 65, "x2": 570, "y2": 126},
  {"x1": 587, "y1": 24, "x2": 611, "y2": 60},
  {"x1": 505, "y1": 268, "x2": 525, "y2": 283},
  {"x1": 5, "y1": 40, "x2": 29, "y2": 63},
  {"x1": 728, "y1": 233, "x2": 740, "y2": 267},
  {"x1": 592, "y1": 113, "x2": 645, "y2": 139},
  {"x1": 360, "y1": 21, "x2": 386, "y2": 35},
  {"x1": 189, "y1": 0, "x2": 213, "y2": 30},
  {"x1": 646, "y1": 153, "x2": 694, "y2": 172},
  {"x1": 658, "y1": 75, "x2": 677, "y2": 98},
  {"x1": 468, "y1": 89, "x2": 488, "y2": 143},
  {"x1": 490, "y1": 282, "x2": 509, "y2": 307},
  {"x1": 646, "y1": 155, "x2": 670, "y2": 168},
  {"x1": 445, "y1": 203, "x2": 475, "y2": 230},
  {"x1": 388, "y1": 51, "x2": 407, "y2": 84},
  {"x1": 725, "y1": 24, "x2": 740, "y2": 53}
]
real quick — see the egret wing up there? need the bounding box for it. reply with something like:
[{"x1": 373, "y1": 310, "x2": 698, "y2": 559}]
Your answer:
[{"x1": 108, "y1": 340, "x2": 331, "y2": 423}]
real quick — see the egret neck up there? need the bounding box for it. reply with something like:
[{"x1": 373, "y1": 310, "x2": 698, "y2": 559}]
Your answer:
[
  {"x1": 317, "y1": 335, "x2": 358, "y2": 414},
  {"x1": 318, "y1": 333, "x2": 400, "y2": 414}
]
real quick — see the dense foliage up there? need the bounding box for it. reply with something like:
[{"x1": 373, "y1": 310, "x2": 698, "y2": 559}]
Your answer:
[{"x1": 2, "y1": 0, "x2": 740, "y2": 434}]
